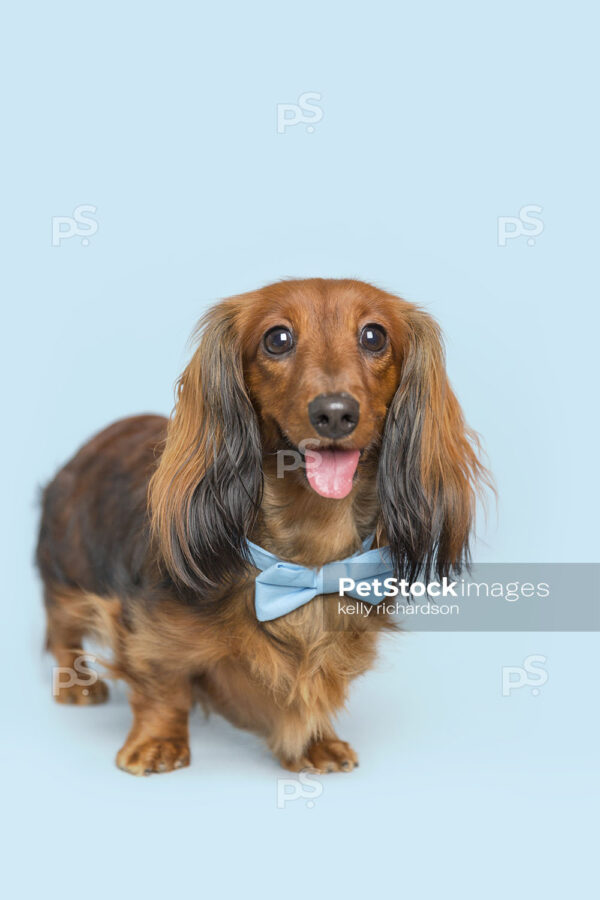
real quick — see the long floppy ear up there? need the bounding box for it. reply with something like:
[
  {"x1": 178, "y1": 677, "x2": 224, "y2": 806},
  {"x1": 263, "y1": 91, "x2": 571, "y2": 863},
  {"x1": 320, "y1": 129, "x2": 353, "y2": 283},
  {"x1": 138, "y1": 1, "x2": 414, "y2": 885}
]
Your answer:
[
  {"x1": 377, "y1": 304, "x2": 489, "y2": 583},
  {"x1": 149, "y1": 299, "x2": 263, "y2": 594}
]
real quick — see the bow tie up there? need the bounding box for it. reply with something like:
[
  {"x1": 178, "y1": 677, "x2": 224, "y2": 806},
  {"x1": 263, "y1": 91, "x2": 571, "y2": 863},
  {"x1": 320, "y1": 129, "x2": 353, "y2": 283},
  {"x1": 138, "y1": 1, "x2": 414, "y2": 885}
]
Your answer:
[{"x1": 246, "y1": 535, "x2": 394, "y2": 622}]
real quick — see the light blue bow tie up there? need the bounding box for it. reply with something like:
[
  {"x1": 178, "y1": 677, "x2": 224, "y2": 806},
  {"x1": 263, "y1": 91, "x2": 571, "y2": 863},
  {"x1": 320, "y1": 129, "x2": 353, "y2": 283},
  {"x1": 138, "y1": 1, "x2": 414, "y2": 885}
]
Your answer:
[{"x1": 246, "y1": 534, "x2": 394, "y2": 622}]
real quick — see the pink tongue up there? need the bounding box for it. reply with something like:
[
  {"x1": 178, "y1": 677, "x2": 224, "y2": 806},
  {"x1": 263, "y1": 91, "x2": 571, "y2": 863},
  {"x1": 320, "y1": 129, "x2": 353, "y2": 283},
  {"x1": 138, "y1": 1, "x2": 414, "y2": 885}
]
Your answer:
[{"x1": 305, "y1": 449, "x2": 360, "y2": 499}]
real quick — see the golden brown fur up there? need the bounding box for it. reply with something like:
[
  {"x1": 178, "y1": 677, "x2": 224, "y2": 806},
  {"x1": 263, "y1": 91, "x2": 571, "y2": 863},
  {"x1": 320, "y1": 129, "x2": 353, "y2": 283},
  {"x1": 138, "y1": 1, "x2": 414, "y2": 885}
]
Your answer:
[{"x1": 37, "y1": 278, "x2": 488, "y2": 775}]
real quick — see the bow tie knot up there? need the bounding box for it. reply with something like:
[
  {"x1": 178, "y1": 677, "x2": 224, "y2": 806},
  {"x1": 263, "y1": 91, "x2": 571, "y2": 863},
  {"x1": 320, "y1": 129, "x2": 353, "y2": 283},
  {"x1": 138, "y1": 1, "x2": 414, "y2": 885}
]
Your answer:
[{"x1": 246, "y1": 535, "x2": 393, "y2": 622}]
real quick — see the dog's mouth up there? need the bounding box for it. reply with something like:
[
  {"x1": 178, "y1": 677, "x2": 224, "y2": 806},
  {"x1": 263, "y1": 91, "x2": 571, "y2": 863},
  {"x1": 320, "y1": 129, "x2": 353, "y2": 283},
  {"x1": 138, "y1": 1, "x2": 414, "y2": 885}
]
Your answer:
[{"x1": 276, "y1": 429, "x2": 365, "y2": 499}]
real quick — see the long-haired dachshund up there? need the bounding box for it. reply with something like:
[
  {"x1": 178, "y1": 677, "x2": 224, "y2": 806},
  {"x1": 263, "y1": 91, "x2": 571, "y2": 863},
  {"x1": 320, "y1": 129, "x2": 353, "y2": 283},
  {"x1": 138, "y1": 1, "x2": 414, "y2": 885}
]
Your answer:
[{"x1": 37, "y1": 278, "x2": 487, "y2": 775}]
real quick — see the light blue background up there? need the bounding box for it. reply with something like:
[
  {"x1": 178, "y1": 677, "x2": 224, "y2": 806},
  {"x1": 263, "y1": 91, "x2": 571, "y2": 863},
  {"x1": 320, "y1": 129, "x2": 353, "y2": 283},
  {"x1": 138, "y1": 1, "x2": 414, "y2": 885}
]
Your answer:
[{"x1": 1, "y1": 2, "x2": 598, "y2": 898}]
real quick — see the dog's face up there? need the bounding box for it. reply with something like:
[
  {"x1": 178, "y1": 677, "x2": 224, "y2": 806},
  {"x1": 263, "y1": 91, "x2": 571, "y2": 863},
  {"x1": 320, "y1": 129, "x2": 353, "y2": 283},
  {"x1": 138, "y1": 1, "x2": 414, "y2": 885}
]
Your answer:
[
  {"x1": 240, "y1": 280, "x2": 404, "y2": 499},
  {"x1": 150, "y1": 278, "x2": 487, "y2": 594}
]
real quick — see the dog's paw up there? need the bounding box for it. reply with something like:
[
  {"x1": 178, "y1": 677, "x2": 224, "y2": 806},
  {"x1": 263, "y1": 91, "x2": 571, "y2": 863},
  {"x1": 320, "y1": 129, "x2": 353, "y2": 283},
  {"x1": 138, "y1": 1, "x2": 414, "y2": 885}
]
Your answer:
[
  {"x1": 54, "y1": 678, "x2": 109, "y2": 705},
  {"x1": 116, "y1": 738, "x2": 190, "y2": 776},
  {"x1": 285, "y1": 738, "x2": 359, "y2": 773}
]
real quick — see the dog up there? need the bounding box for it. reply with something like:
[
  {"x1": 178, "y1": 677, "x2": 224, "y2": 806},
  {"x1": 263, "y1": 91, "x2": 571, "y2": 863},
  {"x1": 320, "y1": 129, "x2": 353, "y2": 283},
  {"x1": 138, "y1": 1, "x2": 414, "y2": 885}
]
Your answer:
[{"x1": 36, "y1": 278, "x2": 488, "y2": 775}]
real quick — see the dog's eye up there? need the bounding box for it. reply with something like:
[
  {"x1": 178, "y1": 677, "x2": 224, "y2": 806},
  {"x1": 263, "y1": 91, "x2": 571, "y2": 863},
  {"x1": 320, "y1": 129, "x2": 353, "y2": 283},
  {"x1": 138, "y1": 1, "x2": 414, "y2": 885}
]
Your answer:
[
  {"x1": 263, "y1": 326, "x2": 294, "y2": 356},
  {"x1": 360, "y1": 324, "x2": 387, "y2": 352}
]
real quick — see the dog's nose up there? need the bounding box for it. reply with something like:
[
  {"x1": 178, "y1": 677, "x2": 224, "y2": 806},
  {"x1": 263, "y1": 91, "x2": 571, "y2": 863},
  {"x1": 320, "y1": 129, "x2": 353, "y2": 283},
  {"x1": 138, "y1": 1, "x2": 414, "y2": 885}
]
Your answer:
[{"x1": 308, "y1": 393, "x2": 360, "y2": 439}]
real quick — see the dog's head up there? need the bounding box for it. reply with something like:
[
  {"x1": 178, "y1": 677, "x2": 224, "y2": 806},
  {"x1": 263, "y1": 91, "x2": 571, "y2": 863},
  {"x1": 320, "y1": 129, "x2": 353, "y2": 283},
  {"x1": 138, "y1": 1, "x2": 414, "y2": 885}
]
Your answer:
[{"x1": 150, "y1": 279, "x2": 488, "y2": 592}]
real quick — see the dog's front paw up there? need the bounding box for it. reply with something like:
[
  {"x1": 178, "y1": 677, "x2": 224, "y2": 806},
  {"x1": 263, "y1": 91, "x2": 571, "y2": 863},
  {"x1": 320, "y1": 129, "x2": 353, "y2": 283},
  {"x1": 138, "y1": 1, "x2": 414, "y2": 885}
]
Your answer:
[
  {"x1": 285, "y1": 738, "x2": 359, "y2": 773},
  {"x1": 116, "y1": 738, "x2": 190, "y2": 776},
  {"x1": 54, "y1": 678, "x2": 109, "y2": 705}
]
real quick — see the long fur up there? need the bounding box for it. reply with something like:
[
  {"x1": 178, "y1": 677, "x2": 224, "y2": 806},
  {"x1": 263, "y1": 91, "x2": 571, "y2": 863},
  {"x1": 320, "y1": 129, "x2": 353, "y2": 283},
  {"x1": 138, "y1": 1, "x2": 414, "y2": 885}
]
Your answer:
[
  {"x1": 149, "y1": 302, "x2": 263, "y2": 594},
  {"x1": 376, "y1": 302, "x2": 488, "y2": 582}
]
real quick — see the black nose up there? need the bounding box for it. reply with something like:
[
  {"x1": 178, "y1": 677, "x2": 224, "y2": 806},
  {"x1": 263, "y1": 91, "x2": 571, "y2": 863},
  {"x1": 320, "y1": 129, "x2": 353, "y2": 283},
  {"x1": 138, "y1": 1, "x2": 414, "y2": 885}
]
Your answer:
[{"x1": 308, "y1": 392, "x2": 360, "y2": 439}]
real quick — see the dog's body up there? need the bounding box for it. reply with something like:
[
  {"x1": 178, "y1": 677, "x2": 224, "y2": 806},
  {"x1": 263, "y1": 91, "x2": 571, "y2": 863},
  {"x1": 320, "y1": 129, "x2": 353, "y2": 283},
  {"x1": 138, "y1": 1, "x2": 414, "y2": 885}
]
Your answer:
[{"x1": 37, "y1": 278, "x2": 487, "y2": 775}]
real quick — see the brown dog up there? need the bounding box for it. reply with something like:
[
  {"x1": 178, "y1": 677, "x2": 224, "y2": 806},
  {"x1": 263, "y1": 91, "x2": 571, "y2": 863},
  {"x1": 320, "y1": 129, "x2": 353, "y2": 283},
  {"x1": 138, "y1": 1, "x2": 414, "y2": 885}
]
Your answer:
[{"x1": 36, "y1": 278, "x2": 487, "y2": 775}]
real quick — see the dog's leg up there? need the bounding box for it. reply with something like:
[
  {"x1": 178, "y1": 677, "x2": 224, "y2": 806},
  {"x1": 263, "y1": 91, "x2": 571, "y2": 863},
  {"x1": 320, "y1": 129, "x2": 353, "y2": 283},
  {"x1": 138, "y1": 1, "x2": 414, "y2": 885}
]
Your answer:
[
  {"x1": 116, "y1": 683, "x2": 192, "y2": 776},
  {"x1": 45, "y1": 588, "x2": 109, "y2": 705},
  {"x1": 269, "y1": 712, "x2": 359, "y2": 773}
]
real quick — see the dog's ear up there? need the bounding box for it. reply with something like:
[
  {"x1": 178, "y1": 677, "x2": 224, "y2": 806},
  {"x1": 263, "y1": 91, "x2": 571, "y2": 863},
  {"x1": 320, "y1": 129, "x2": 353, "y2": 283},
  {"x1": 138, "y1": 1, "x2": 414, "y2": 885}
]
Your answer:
[
  {"x1": 377, "y1": 305, "x2": 488, "y2": 582},
  {"x1": 149, "y1": 299, "x2": 262, "y2": 594}
]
